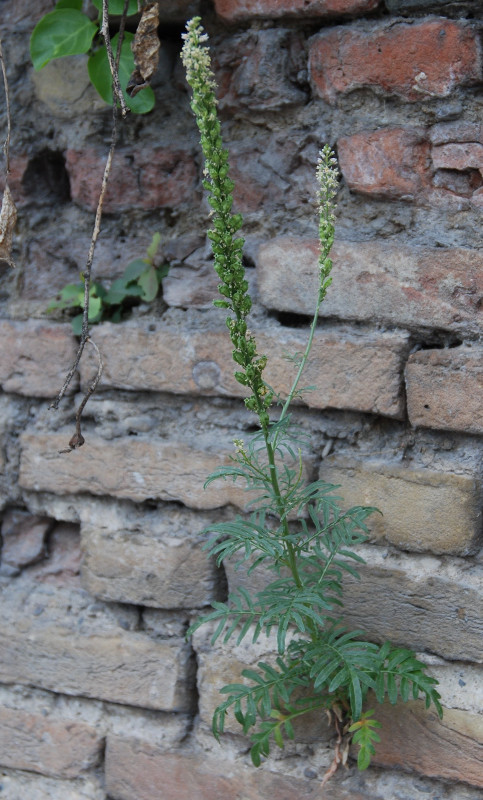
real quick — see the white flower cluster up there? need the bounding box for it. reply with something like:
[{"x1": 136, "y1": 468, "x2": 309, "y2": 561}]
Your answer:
[{"x1": 181, "y1": 18, "x2": 217, "y2": 94}]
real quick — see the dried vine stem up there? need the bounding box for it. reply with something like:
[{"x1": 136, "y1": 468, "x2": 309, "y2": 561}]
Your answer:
[
  {"x1": 0, "y1": 33, "x2": 17, "y2": 269},
  {"x1": 50, "y1": 2, "x2": 131, "y2": 449},
  {"x1": 0, "y1": 35, "x2": 11, "y2": 174}
]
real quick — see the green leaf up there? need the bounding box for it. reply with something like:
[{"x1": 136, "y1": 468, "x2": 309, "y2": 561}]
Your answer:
[
  {"x1": 30, "y1": 9, "x2": 97, "y2": 70},
  {"x1": 71, "y1": 313, "x2": 83, "y2": 335},
  {"x1": 104, "y1": 277, "x2": 143, "y2": 305},
  {"x1": 123, "y1": 258, "x2": 151, "y2": 283},
  {"x1": 91, "y1": 0, "x2": 139, "y2": 15},
  {"x1": 88, "y1": 295, "x2": 102, "y2": 320},
  {"x1": 146, "y1": 232, "x2": 161, "y2": 261},
  {"x1": 138, "y1": 265, "x2": 159, "y2": 302},
  {"x1": 87, "y1": 32, "x2": 155, "y2": 114}
]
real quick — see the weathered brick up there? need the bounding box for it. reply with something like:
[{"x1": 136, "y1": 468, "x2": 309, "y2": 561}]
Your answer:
[
  {"x1": 193, "y1": 625, "x2": 332, "y2": 741},
  {"x1": 309, "y1": 20, "x2": 481, "y2": 103},
  {"x1": 0, "y1": 582, "x2": 193, "y2": 711},
  {"x1": 338, "y1": 128, "x2": 430, "y2": 200},
  {"x1": 0, "y1": 320, "x2": 77, "y2": 397},
  {"x1": 256, "y1": 238, "x2": 483, "y2": 335},
  {"x1": 432, "y1": 142, "x2": 483, "y2": 173},
  {"x1": 0, "y1": 770, "x2": 105, "y2": 800},
  {"x1": 225, "y1": 547, "x2": 483, "y2": 662},
  {"x1": 19, "y1": 432, "x2": 249, "y2": 510},
  {"x1": 105, "y1": 738, "x2": 376, "y2": 800},
  {"x1": 65, "y1": 146, "x2": 197, "y2": 212},
  {"x1": 0, "y1": 155, "x2": 29, "y2": 206},
  {"x1": 369, "y1": 700, "x2": 483, "y2": 788},
  {"x1": 429, "y1": 121, "x2": 483, "y2": 146},
  {"x1": 320, "y1": 456, "x2": 482, "y2": 555},
  {"x1": 158, "y1": 0, "x2": 201, "y2": 23},
  {"x1": 214, "y1": 0, "x2": 380, "y2": 21},
  {"x1": 0, "y1": 510, "x2": 52, "y2": 572},
  {"x1": 79, "y1": 319, "x2": 408, "y2": 418},
  {"x1": 80, "y1": 505, "x2": 221, "y2": 608},
  {"x1": 0, "y1": 706, "x2": 102, "y2": 779},
  {"x1": 215, "y1": 29, "x2": 306, "y2": 112},
  {"x1": 406, "y1": 346, "x2": 483, "y2": 435}
]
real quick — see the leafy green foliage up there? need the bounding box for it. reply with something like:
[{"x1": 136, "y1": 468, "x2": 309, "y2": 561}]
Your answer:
[
  {"x1": 30, "y1": 9, "x2": 97, "y2": 70},
  {"x1": 348, "y1": 711, "x2": 382, "y2": 770},
  {"x1": 88, "y1": 31, "x2": 155, "y2": 114},
  {"x1": 30, "y1": 0, "x2": 154, "y2": 114},
  {"x1": 182, "y1": 16, "x2": 443, "y2": 777},
  {"x1": 47, "y1": 233, "x2": 168, "y2": 334}
]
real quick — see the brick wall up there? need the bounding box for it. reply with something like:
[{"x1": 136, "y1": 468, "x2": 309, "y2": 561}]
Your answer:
[{"x1": 0, "y1": 1, "x2": 482, "y2": 798}]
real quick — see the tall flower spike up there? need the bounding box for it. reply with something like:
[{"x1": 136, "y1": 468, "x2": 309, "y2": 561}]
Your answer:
[
  {"x1": 182, "y1": 18, "x2": 272, "y2": 430},
  {"x1": 316, "y1": 144, "x2": 339, "y2": 303}
]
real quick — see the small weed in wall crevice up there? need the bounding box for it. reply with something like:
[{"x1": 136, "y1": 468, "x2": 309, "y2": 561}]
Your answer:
[{"x1": 47, "y1": 233, "x2": 169, "y2": 334}]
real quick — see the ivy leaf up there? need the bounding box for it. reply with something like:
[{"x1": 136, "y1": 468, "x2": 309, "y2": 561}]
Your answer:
[
  {"x1": 30, "y1": 9, "x2": 97, "y2": 70},
  {"x1": 71, "y1": 313, "x2": 83, "y2": 335},
  {"x1": 138, "y1": 265, "x2": 158, "y2": 301},
  {"x1": 88, "y1": 32, "x2": 155, "y2": 114},
  {"x1": 91, "y1": 0, "x2": 139, "y2": 15}
]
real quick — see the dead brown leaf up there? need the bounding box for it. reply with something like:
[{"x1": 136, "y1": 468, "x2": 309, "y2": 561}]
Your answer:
[
  {"x1": 0, "y1": 183, "x2": 17, "y2": 267},
  {"x1": 127, "y1": 2, "x2": 160, "y2": 97}
]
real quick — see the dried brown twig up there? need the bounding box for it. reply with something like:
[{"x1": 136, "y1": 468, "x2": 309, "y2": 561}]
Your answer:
[
  {"x1": 0, "y1": 34, "x2": 17, "y2": 269},
  {"x1": 50, "y1": 1, "x2": 131, "y2": 452}
]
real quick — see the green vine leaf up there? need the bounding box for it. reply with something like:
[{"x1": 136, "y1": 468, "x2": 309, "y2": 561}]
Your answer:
[
  {"x1": 88, "y1": 32, "x2": 155, "y2": 113},
  {"x1": 30, "y1": 9, "x2": 97, "y2": 70}
]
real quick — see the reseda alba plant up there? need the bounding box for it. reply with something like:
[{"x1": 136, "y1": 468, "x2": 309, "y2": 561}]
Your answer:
[{"x1": 181, "y1": 17, "x2": 442, "y2": 773}]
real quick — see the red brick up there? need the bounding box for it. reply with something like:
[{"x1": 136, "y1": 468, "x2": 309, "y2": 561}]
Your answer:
[
  {"x1": 106, "y1": 738, "x2": 376, "y2": 800},
  {"x1": 0, "y1": 154, "x2": 29, "y2": 206},
  {"x1": 256, "y1": 237, "x2": 483, "y2": 335},
  {"x1": 406, "y1": 346, "x2": 483, "y2": 434},
  {"x1": 309, "y1": 20, "x2": 481, "y2": 103},
  {"x1": 214, "y1": 0, "x2": 380, "y2": 21},
  {"x1": 0, "y1": 706, "x2": 102, "y2": 779},
  {"x1": 369, "y1": 701, "x2": 483, "y2": 788},
  {"x1": 338, "y1": 128, "x2": 431, "y2": 200},
  {"x1": 432, "y1": 142, "x2": 483, "y2": 173},
  {"x1": 65, "y1": 147, "x2": 197, "y2": 212}
]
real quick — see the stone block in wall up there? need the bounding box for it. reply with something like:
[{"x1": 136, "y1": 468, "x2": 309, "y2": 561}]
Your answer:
[
  {"x1": 0, "y1": 581, "x2": 193, "y2": 711},
  {"x1": 0, "y1": 770, "x2": 105, "y2": 800},
  {"x1": 406, "y1": 346, "x2": 483, "y2": 435},
  {"x1": 0, "y1": 706, "x2": 102, "y2": 779},
  {"x1": 0, "y1": 510, "x2": 52, "y2": 573},
  {"x1": 105, "y1": 737, "x2": 376, "y2": 800},
  {"x1": 368, "y1": 700, "x2": 483, "y2": 788},
  {"x1": 79, "y1": 319, "x2": 408, "y2": 419},
  {"x1": 338, "y1": 128, "x2": 431, "y2": 201},
  {"x1": 80, "y1": 504, "x2": 221, "y2": 609},
  {"x1": 215, "y1": 29, "x2": 306, "y2": 112},
  {"x1": 65, "y1": 146, "x2": 197, "y2": 212},
  {"x1": 19, "y1": 431, "x2": 253, "y2": 510},
  {"x1": 319, "y1": 456, "x2": 482, "y2": 555},
  {"x1": 256, "y1": 237, "x2": 483, "y2": 336},
  {"x1": 192, "y1": 624, "x2": 332, "y2": 742},
  {"x1": 0, "y1": 320, "x2": 78, "y2": 397},
  {"x1": 213, "y1": 0, "x2": 380, "y2": 22},
  {"x1": 224, "y1": 546, "x2": 483, "y2": 662},
  {"x1": 309, "y1": 20, "x2": 481, "y2": 103}
]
